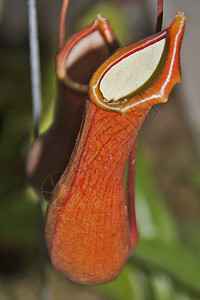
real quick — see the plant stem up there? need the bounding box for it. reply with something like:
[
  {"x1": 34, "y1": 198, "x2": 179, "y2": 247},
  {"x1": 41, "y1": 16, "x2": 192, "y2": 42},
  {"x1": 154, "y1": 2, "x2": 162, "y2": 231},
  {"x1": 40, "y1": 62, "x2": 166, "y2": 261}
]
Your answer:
[{"x1": 156, "y1": 0, "x2": 163, "y2": 32}]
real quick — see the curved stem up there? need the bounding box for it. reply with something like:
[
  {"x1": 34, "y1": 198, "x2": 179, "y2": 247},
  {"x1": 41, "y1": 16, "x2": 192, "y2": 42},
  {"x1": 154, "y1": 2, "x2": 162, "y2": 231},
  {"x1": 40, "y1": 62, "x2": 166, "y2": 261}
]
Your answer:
[
  {"x1": 58, "y1": 0, "x2": 70, "y2": 51},
  {"x1": 156, "y1": 0, "x2": 163, "y2": 33}
]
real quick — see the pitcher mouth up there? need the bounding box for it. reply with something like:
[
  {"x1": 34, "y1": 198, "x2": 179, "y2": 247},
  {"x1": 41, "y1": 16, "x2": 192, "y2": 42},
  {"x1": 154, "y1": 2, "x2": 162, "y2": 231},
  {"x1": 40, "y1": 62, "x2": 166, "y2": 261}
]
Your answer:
[
  {"x1": 89, "y1": 12, "x2": 186, "y2": 115},
  {"x1": 56, "y1": 15, "x2": 119, "y2": 93}
]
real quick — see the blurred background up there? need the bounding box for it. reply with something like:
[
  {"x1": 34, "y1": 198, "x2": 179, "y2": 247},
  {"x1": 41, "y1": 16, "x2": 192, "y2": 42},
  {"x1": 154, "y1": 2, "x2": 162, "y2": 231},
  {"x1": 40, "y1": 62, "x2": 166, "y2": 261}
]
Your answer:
[{"x1": 0, "y1": 0, "x2": 200, "y2": 299}]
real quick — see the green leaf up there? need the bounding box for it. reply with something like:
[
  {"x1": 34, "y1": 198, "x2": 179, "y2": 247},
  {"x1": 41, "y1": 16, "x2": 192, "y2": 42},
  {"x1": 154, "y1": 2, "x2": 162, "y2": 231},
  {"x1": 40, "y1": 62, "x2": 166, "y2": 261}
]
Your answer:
[
  {"x1": 133, "y1": 239, "x2": 200, "y2": 295},
  {"x1": 135, "y1": 145, "x2": 178, "y2": 244}
]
